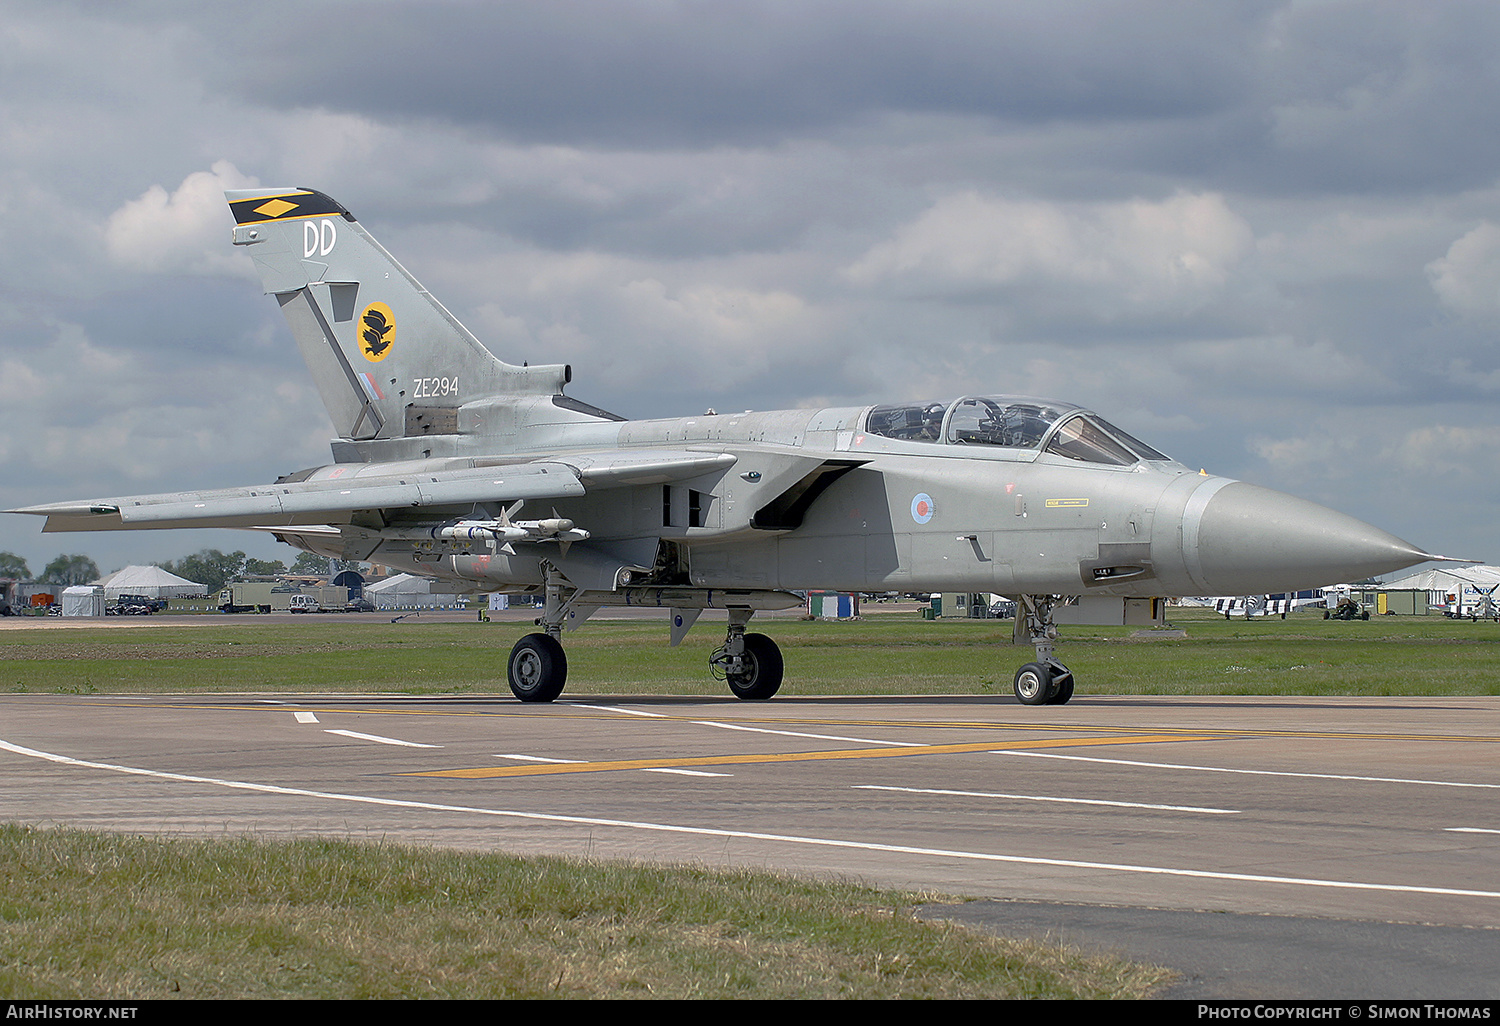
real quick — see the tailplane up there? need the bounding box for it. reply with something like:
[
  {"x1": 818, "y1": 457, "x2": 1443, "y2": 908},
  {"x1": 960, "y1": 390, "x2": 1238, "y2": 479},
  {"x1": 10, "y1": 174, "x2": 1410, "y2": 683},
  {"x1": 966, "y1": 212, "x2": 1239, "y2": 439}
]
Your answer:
[{"x1": 225, "y1": 187, "x2": 567, "y2": 441}]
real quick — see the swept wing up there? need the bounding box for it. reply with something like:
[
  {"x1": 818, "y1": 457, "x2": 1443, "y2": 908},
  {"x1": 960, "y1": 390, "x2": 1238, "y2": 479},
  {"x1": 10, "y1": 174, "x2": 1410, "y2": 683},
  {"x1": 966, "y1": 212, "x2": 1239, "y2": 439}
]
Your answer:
[{"x1": 9, "y1": 450, "x2": 737, "y2": 533}]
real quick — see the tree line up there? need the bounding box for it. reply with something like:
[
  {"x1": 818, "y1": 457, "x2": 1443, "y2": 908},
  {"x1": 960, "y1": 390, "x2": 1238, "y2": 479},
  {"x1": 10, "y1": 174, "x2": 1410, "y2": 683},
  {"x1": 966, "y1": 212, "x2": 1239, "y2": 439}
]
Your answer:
[{"x1": 0, "y1": 550, "x2": 341, "y2": 594}]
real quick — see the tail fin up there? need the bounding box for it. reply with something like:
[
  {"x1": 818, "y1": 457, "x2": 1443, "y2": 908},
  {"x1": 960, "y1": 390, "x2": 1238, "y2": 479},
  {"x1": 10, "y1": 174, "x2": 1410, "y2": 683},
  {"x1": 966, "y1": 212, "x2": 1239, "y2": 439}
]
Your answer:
[{"x1": 225, "y1": 187, "x2": 568, "y2": 440}]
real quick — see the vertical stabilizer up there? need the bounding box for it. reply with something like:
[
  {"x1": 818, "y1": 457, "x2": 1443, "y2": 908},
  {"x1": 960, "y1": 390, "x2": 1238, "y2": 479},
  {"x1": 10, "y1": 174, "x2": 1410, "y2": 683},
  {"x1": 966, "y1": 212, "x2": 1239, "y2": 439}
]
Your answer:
[{"x1": 225, "y1": 187, "x2": 567, "y2": 440}]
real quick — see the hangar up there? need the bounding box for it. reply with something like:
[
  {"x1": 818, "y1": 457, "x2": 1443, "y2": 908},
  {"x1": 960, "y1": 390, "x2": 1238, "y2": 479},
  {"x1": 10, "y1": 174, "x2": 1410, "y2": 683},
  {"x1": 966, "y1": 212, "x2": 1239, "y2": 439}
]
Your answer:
[{"x1": 1378, "y1": 565, "x2": 1500, "y2": 617}]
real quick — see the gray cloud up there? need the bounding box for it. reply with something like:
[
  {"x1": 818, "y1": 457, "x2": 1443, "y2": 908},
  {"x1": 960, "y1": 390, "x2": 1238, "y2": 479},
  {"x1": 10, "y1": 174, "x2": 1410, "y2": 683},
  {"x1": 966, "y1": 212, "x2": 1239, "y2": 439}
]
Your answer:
[{"x1": 199, "y1": 2, "x2": 1260, "y2": 145}]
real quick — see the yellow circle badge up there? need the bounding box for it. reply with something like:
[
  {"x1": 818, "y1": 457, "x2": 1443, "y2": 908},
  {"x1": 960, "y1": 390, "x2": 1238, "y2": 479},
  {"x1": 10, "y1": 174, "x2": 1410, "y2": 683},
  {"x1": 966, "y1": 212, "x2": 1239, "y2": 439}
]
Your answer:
[{"x1": 358, "y1": 301, "x2": 396, "y2": 362}]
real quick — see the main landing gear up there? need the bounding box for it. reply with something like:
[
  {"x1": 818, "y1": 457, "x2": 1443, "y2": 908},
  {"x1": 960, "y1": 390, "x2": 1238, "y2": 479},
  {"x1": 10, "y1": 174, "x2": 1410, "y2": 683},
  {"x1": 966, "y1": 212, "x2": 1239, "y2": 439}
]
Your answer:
[
  {"x1": 506, "y1": 565, "x2": 576, "y2": 703},
  {"x1": 507, "y1": 633, "x2": 568, "y2": 703},
  {"x1": 503, "y1": 566, "x2": 786, "y2": 703},
  {"x1": 709, "y1": 609, "x2": 784, "y2": 700},
  {"x1": 1012, "y1": 595, "x2": 1074, "y2": 706}
]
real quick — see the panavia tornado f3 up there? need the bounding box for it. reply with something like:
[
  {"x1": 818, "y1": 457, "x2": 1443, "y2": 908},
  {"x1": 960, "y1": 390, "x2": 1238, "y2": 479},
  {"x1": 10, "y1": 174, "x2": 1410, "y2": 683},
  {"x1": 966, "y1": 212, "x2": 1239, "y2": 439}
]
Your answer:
[{"x1": 10, "y1": 187, "x2": 1447, "y2": 705}]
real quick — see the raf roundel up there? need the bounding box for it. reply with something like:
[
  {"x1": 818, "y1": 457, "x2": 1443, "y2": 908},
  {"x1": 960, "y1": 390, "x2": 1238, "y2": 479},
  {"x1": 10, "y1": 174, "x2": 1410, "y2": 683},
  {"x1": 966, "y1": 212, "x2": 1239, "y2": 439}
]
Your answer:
[
  {"x1": 911, "y1": 493, "x2": 935, "y2": 524},
  {"x1": 358, "y1": 301, "x2": 396, "y2": 362}
]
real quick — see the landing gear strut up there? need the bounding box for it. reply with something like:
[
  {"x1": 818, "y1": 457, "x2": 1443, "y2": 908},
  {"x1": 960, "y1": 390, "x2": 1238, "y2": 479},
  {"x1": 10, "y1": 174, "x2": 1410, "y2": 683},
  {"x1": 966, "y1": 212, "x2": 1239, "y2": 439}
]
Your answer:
[
  {"x1": 507, "y1": 563, "x2": 577, "y2": 702},
  {"x1": 504, "y1": 569, "x2": 791, "y2": 702},
  {"x1": 710, "y1": 608, "x2": 784, "y2": 700},
  {"x1": 1012, "y1": 595, "x2": 1074, "y2": 705}
]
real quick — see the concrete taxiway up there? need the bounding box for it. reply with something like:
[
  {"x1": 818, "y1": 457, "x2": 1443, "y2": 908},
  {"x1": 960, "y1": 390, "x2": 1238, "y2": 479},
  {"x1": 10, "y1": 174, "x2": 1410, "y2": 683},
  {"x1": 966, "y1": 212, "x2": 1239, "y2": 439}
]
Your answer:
[{"x1": 2, "y1": 691, "x2": 1497, "y2": 995}]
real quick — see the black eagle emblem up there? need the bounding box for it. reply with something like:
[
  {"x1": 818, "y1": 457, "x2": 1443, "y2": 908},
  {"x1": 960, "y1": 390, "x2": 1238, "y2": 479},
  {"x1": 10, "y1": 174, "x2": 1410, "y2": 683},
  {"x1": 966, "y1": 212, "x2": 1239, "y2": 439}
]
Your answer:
[{"x1": 361, "y1": 307, "x2": 394, "y2": 358}]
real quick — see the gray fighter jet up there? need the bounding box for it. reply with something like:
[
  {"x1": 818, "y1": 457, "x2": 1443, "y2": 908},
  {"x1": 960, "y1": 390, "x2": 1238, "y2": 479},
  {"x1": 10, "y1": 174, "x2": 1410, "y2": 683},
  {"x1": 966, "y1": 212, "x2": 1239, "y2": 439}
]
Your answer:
[{"x1": 10, "y1": 188, "x2": 1445, "y2": 705}]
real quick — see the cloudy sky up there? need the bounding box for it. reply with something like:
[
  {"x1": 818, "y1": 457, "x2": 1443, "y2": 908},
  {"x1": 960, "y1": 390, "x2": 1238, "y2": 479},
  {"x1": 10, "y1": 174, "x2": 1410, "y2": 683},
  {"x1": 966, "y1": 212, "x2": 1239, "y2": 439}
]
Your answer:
[{"x1": 2, "y1": 0, "x2": 1498, "y2": 576}]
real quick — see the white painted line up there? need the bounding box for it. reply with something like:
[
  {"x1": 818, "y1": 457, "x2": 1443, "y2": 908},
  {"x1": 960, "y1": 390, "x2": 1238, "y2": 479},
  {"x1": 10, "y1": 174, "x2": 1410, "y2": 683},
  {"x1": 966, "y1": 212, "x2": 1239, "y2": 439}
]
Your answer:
[
  {"x1": 644, "y1": 768, "x2": 732, "y2": 777},
  {"x1": 1446, "y1": 827, "x2": 1500, "y2": 835},
  {"x1": 6, "y1": 735, "x2": 1499, "y2": 902},
  {"x1": 495, "y1": 754, "x2": 583, "y2": 763},
  {"x1": 998, "y1": 750, "x2": 1500, "y2": 788},
  {"x1": 325, "y1": 729, "x2": 441, "y2": 749},
  {"x1": 855, "y1": 784, "x2": 1239, "y2": 815},
  {"x1": 692, "y1": 720, "x2": 917, "y2": 746},
  {"x1": 295, "y1": 712, "x2": 319, "y2": 724},
  {"x1": 497, "y1": 753, "x2": 727, "y2": 776},
  {"x1": 568, "y1": 704, "x2": 666, "y2": 717},
  {"x1": 565, "y1": 704, "x2": 914, "y2": 745}
]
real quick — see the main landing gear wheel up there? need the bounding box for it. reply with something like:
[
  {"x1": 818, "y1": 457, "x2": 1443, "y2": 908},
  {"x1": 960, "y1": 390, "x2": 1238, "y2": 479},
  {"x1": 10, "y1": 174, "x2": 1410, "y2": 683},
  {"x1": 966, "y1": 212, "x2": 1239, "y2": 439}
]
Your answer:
[
  {"x1": 508, "y1": 633, "x2": 567, "y2": 703},
  {"x1": 727, "y1": 633, "x2": 783, "y2": 701}
]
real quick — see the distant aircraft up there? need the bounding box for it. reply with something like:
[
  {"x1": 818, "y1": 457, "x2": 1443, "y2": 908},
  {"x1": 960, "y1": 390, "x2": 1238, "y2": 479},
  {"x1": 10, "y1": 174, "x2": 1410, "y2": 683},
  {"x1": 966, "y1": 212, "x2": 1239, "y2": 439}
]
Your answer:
[
  {"x1": 1186, "y1": 589, "x2": 1333, "y2": 619},
  {"x1": 8, "y1": 188, "x2": 1449, "y2": 705},
  {"x1": 1440, "y1": 583, "x2": 1499, "y2": 620}
]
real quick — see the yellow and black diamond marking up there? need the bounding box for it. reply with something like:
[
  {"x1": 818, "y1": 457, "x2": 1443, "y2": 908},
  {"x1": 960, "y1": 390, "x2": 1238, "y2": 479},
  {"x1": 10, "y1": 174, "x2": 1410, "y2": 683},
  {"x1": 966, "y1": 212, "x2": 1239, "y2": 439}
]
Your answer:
[
  {"x1": 358, "y1": 301, "x2": 396, "y2": 362},
  {"x1": 253, "y1": 198, "x2": 298, "y2": 219},
  {"x1": 228, "y1": 189, "x2": 355, "y2": 225}
]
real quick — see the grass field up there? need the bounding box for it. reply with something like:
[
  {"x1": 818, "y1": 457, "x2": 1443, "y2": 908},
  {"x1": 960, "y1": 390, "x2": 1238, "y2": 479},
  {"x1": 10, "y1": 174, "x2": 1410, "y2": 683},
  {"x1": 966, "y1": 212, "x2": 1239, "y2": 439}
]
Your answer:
[
  {"x1": 0, "y1": 826, "x2": 1170, "y2": 1000},
  {"x1": 2, "y1": 606, "x2": 1496, "y2": 697}
]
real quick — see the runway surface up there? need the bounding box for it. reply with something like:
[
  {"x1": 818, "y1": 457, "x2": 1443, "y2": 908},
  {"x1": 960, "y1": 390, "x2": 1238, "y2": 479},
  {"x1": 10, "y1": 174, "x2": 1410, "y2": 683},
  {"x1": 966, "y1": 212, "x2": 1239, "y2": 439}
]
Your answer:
[{"x1": 3, "y1": 691, "x2": 1497, "y2": 996}]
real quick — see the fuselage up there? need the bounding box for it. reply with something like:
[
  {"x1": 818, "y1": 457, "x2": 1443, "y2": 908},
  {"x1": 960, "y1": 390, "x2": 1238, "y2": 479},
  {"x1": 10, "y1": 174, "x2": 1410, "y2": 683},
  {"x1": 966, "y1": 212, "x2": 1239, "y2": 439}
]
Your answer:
[{"x1": 283, "y1": 392, "x2": 1429, "y2": 600}]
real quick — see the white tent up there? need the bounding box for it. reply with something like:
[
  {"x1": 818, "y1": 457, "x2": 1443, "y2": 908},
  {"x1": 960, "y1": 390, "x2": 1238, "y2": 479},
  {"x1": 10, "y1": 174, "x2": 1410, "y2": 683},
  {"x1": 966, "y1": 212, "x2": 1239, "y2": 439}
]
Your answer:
[
  {"x1": 61, "y1": 585, "x2": 105, "y2": 617},
  {"x1": 364, "y1": 573, "x2": 467, "y2": 610},
  {"x1": 95, "y1": 565, "x2": 208, "y2": 599}
]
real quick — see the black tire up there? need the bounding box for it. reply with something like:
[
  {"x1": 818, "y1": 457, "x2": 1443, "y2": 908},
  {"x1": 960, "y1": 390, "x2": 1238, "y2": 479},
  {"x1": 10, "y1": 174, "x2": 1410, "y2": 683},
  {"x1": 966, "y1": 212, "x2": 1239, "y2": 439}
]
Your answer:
[
  {"x1": 727, "y1": 633, "x2": 783, "y2": 700},
  {"x1": 1013, "y1": 662, "x2": 1055, "y2": 705},
  {"x1": 508, "y1": 633, "x2": 567, "y2": 703},
  {"x1": 1046, "y1": 671, "x2": 1075, "y2": 705}
]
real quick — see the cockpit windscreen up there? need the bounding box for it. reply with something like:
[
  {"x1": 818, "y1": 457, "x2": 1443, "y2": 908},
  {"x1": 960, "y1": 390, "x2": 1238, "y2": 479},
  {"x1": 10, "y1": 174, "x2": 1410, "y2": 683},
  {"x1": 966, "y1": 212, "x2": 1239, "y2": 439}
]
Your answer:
[{"x1": 863, "y1": 396, "x2": 1172, "y2": 465}]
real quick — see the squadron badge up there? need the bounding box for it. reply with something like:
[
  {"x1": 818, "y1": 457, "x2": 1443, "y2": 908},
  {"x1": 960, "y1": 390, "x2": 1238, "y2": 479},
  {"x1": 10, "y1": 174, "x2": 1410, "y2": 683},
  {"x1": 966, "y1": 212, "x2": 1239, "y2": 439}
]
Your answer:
[{"x1": 358, "y1": 302, "x2": 396, "y2": 362}]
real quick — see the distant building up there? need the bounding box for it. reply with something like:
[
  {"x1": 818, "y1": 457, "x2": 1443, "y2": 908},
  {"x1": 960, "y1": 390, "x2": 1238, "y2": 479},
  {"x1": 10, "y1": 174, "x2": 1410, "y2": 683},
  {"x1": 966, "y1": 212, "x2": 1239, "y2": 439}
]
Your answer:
[{"x1": 1380, "y1": 566, "x2": 1500, "y2": 617}]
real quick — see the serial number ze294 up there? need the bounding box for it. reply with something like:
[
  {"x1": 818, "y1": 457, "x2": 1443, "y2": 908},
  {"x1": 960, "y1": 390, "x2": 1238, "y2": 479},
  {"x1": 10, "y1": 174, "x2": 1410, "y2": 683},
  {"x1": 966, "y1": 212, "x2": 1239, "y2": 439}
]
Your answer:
[{"x1": 413, "y1": 376, "x2": 459, "y2": 398}]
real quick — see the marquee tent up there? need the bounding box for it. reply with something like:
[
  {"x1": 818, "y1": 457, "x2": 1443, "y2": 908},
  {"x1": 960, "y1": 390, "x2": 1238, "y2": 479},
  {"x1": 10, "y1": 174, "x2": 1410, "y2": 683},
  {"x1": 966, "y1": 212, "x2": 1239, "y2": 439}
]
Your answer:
[{"x1": 95, "y1": 565, "x2": 208, "y2": 599}]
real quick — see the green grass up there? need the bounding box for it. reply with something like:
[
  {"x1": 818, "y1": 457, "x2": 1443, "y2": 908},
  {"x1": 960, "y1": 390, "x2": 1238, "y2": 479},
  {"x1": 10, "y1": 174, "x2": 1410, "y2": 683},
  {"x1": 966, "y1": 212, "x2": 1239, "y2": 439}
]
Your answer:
[
  {"x1": 0, "y1": 825, "x2": 1170, "y2": 1000},
  {"x1": 2, "y1": 607, "x2": 1497, "y2": 697}
]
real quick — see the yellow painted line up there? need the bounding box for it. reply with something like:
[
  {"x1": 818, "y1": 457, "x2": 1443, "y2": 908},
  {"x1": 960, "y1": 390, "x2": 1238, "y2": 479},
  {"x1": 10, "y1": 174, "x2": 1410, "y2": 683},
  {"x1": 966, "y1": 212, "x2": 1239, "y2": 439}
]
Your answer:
[{"x1": 406, "y1": 732, "x2": 1210, "y2": 779}]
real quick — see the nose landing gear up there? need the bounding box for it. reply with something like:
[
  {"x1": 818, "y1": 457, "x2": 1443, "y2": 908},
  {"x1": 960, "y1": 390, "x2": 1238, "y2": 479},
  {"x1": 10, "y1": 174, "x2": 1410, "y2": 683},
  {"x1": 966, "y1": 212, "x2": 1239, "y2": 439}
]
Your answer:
[{"x1": 1012, "y1": 595, "x2": 1075, "y2": 705}]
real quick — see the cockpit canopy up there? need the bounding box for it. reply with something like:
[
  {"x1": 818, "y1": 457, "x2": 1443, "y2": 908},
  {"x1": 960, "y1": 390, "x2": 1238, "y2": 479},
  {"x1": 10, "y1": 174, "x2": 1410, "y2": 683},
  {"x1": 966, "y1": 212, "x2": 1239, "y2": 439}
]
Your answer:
[{"x1": 863, "y1": 395, "x2": 1171, "y2": 466}]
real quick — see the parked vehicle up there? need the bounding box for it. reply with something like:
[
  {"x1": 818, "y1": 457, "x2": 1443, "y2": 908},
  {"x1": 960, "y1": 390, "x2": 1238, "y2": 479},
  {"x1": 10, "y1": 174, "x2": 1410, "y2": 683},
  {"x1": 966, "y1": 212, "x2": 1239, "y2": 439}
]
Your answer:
[
  {"x1": 109, "y1": 593, "x2": 164, "y2": 615},
  {"x1": 1324, "y1": 597, "x2": 1370, "y2": 621},
  {"x1": 218, "y1": 582, "x2": 292, "y2": 614}
]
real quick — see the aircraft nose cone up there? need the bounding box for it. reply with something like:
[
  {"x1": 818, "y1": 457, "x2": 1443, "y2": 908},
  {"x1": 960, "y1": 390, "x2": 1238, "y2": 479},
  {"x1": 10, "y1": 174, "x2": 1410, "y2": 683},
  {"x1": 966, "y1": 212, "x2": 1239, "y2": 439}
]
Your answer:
[{"x1": 1188, "y1": 481, "x2": 1431, "y2": 595}]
